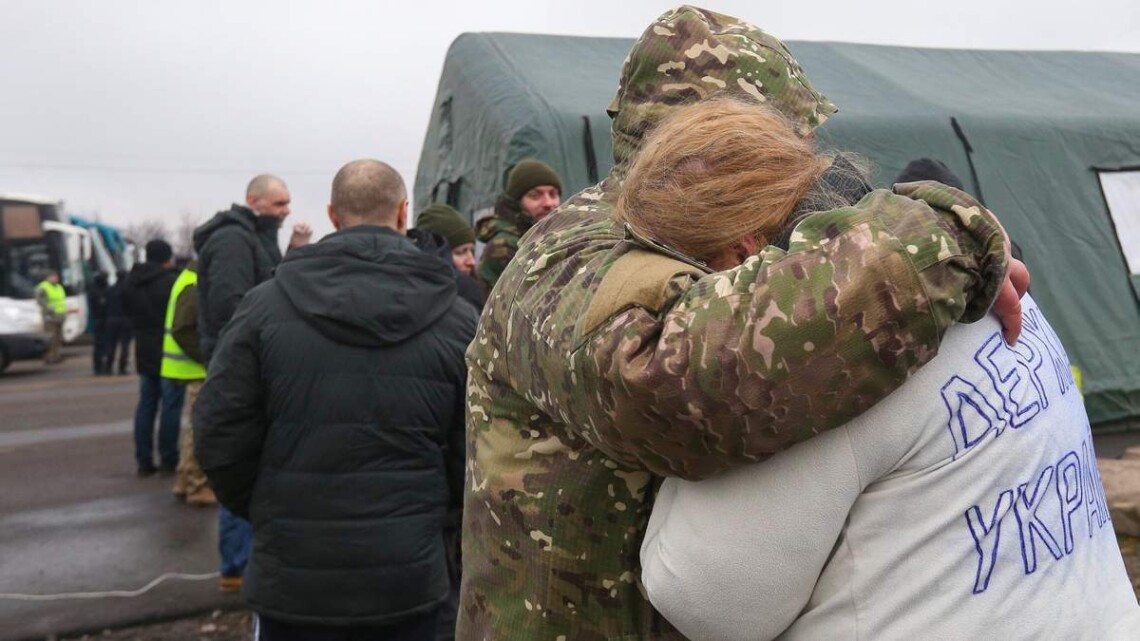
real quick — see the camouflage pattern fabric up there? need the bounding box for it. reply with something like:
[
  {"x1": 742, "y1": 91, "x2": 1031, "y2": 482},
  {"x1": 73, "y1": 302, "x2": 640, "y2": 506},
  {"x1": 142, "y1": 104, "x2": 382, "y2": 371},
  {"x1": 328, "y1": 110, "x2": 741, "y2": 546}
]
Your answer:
[
  {"x1": 607, "y1": 5, "x2": 837, "y2": 170},
  {"x1": 476, "y1": 196, "x2": 531, "y2": 289},
  {"x1": 174, "y1": 380, "x2": 209, "y2": 497},
  {"x1": 458, "y1": 6, "x2": 1010, "y2": 641}
]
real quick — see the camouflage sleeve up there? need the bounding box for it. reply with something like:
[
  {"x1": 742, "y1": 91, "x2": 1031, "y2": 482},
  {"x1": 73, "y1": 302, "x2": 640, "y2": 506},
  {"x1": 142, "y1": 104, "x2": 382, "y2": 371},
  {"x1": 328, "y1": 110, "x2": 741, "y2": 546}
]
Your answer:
[
  {"x1": 34, "y1": 286, "x2": 50, "y2": 313},
  {"x1": 476, "y1": 235, "x2": 518, "y2": 289},
  {"x1": 171, "y1": 286, "x2": 203, "y2": 365},
  {"x1": 573, "y1": 184, "x2": 1007, "y2": 480}
]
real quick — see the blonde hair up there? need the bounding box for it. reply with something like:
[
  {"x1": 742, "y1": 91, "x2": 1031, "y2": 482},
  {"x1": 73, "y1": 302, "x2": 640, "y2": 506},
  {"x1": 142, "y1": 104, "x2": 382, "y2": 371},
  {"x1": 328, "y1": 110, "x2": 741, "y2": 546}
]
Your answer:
[{"x1": 616, "y1": 96, "x2": 832, "y2": 264}]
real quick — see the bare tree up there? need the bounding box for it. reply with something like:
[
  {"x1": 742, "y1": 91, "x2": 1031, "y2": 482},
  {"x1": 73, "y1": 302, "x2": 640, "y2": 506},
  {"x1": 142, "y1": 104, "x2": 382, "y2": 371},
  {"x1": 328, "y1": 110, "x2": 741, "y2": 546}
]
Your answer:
[
  {"x1": 173, "y1": 211, "x2": 201, "y2": 259},
  {"x1": 125, "y1": 219, "x2": 169, "y2": 246}
]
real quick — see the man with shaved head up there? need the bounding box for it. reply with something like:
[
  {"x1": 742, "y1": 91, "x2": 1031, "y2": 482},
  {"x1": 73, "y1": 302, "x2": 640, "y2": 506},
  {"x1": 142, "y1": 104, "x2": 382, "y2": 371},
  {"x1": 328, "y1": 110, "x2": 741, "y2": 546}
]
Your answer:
[
  {"x1": 196, "y1": 159, "x2": 476, "y2": 640},
  {"x1": 191, "y1": 174, "x2": 311, "y2": 591},
  {"x1": 194, "y1": 173, "x2": 312, "y2": 362},
  {"x1": 329, "y1": 159, "x2": 407, "y2": 221}
]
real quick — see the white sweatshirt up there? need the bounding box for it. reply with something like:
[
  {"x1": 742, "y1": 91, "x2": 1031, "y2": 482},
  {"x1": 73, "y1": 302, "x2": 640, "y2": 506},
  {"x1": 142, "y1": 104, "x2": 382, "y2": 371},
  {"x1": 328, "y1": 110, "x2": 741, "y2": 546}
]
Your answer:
[{"x1": 641, "y1": 296, "x2": 1140, "y2": 641}]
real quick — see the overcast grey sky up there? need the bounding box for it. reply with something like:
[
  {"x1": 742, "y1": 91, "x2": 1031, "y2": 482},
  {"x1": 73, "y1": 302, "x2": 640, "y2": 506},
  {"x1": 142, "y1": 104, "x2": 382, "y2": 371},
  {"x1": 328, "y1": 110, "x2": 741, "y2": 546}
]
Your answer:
[{"x1": 1, "y1": 0, "x2": 1137, "y2": 243}]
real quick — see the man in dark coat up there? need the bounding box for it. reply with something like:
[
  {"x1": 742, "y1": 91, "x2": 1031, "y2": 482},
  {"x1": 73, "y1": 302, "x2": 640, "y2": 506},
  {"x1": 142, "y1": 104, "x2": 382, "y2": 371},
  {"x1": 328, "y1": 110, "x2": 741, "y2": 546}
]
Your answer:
[
  {"x1": 88, "y1": 272, "x2": 111, "y2": 375},
  {"x1": 120, "y1": 240, "x2": 181, "y2": 476},
  {"x1": 196, "y1": 159, "x2": 476, "y2": 641},
  {"x1": 192, "y1": 173, "x2": 311, "y2": 591},
  {"x1": 105, "y1": 270, "x2": 132, "y2": 375},
  {"x1": 193, "y1": 174, "x2": 310, "y2": 363}
]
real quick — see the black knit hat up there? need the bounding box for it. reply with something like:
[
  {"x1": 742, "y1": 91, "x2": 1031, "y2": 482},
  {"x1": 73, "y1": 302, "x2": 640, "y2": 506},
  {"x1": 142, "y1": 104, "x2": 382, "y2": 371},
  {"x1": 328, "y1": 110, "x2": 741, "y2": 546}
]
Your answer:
[
  {"x1": 506, "y1": 160, "x2": 562, "y2": 201},
  {"x1": 145, "y1": 239, "x2": 173, "y2": 264},
  {"x1": 416, "y1": 203, "x2": 475, "y2": 248},
  {"x1": 896, "y1": 158, "x2": 965, "y2": 191}
]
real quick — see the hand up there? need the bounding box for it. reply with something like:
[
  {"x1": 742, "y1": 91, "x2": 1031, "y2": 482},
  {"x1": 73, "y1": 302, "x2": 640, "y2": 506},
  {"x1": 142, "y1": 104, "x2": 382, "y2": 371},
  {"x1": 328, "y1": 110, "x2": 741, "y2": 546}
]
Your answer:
[
  {"x1": 984, "y1": 209, "x2": 1030, "y2": 345},
  {"x1": 994, "y1": 257, "x2": 1030, "y2": 345},
  {"x1": 289, "y1": 222, "x2": 313, "y2": 248}
]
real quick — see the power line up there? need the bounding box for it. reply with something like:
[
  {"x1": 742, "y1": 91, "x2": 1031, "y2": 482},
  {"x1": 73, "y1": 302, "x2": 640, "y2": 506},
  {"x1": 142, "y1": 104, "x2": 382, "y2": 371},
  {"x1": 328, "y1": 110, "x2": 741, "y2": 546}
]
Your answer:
[{"x1": 0, "y1": 162, "x2": 331, "y2": 176}]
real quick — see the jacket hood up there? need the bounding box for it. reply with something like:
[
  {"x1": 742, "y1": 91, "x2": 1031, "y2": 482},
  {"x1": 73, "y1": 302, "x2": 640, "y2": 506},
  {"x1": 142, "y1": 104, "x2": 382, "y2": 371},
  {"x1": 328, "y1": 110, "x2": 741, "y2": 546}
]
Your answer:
[
  {"x1": 407, "y1": 228, "x2": 455, "y2": 264},
  {"x1": 192, "y1": 205, "x2": 255, "y2": 253},
  {"x1": 607, "y1": 5, "x2": 837, "y2": 173},
  {"x1": 127, "y1": 261, "x2": 172, "y2": 287},
  {"x1": 475, "y1": 196, "x2": 529, "y2": 243},
  {"x1": 274, "y1": 225, "x2": 457, "y2": 347}
]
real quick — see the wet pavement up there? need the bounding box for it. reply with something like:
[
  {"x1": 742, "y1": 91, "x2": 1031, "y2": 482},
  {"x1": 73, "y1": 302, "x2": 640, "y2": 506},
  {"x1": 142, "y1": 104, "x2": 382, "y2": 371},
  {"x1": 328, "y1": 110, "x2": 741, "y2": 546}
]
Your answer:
[{"x1": 0, "y1": 347, "x2": 238, "y2": 641}]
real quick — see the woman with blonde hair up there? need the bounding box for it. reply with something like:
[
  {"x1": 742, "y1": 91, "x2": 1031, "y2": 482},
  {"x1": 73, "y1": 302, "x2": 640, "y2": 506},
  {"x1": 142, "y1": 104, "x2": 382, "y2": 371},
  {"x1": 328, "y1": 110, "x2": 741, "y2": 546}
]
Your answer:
[
  {"x1": 634, "y1": 98, "x2": 1139, "y2": 641},
  {"x1": 616, "y1": 94, "x2": 862, "y2": 271}
]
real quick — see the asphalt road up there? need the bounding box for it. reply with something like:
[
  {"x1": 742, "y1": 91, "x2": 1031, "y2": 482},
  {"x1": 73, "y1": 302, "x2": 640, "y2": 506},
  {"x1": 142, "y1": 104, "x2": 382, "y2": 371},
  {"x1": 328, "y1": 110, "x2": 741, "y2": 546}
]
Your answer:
[{"x1": 0, "y1": 346, "x2": 238, "y2": 641}]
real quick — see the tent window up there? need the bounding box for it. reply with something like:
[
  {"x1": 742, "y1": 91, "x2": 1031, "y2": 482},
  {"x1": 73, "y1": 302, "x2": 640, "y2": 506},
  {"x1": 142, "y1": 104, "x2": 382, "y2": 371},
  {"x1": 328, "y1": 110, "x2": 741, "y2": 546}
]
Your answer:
[
  {"x1": 1097, "y1": 170, "x2": 1140, "y2": 276},
  {"x1": 430, "y1": 178, "x2": 462, "y2": 208},
  {"x1": 438, "y1": 97, "x2": 454, "y2": 156},
  {"x1": 446, "y1": 179, "x2": 463, "y2": 208}
]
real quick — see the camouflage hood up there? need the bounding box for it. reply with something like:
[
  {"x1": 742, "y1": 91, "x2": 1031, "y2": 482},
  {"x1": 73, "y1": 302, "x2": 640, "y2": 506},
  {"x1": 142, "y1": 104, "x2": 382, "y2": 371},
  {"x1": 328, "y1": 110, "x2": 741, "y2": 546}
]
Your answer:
[
  {"x1": 474, "y1": 195, "x2": 529, "y2": 244},
  {"x1": 608, "y1": 5, "x2": 837, "y2": 173}
]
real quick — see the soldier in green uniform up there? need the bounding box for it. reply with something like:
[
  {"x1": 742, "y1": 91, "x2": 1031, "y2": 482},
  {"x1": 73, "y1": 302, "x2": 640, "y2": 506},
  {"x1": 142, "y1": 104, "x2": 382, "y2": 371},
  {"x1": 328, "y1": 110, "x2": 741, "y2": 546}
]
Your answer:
[
  {"x1": 457, "y1": 6, "x2": 1029, "y2": 641},
  {"x1": 475, "y1": 159, "x2": 562, "y2": 289}
]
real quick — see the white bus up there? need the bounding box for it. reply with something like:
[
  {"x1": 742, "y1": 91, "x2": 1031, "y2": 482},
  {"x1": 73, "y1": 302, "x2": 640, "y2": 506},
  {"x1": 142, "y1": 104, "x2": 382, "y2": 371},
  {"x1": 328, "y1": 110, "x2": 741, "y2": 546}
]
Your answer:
[{"x1": 0, "y1": 194, "x2": 90, "y2": 366}]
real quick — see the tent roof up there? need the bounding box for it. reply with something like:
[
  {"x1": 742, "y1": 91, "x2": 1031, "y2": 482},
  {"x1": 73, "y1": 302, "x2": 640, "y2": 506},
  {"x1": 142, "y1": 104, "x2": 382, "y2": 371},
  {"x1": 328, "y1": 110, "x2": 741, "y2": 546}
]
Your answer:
[
  {"x1": 442, "y1": 32, "x2": 629, "y2": 134},
  {"x1": 413, "y1": 33, "x2": 630, "y2": 216}
]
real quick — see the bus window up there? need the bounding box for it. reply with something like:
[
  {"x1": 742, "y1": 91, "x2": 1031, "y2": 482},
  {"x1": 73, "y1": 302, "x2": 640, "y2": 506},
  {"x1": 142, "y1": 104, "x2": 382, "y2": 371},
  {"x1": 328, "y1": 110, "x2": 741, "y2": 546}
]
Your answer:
[{"x1": 6, "y1": 241, "x2": 53, "y2": 299}]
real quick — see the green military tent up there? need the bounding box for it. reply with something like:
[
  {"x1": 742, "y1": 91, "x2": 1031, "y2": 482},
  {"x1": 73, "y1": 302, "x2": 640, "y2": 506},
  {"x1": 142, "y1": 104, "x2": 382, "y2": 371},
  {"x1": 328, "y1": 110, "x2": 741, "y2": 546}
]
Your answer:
[{"x1": 413, "y1": 32, "x2": 1140, "y2": 429}]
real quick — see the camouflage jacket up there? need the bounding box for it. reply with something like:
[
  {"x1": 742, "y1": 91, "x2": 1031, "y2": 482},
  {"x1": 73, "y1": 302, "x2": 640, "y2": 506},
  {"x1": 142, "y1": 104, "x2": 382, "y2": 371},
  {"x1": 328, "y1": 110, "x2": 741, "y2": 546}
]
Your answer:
[
  {"x1": 476, "y1": 196, "x2": 531, "y2": 289},
  {"x1": 458, "y1": 6, "x2": 1009, "y2": 641}
]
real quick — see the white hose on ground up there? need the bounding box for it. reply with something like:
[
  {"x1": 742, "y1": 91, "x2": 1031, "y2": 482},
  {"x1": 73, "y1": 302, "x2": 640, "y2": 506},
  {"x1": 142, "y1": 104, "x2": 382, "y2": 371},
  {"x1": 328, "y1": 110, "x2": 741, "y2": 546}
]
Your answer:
[{"x1": 0, "y1": 571, "x2": 220, "y2": 600}]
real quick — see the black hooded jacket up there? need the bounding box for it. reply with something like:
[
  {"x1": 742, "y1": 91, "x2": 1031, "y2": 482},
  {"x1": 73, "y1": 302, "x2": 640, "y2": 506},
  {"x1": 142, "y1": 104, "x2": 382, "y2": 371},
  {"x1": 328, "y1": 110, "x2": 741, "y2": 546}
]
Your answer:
[
  {"x1": 88, "y1": 278, "x2": 109, "y2": 329},
  {"x1": 120, "y1": 262, "x2": 178, "y2": 376},
  {"x1": 408, "y1": 228, "x2": 485, "y2": 312},
  {"x1": 194, "y1": 225, "x2": 477, "y2": 626},
  {"x1": 193, "y1": 204, "x2": 283, "y2": 362}
]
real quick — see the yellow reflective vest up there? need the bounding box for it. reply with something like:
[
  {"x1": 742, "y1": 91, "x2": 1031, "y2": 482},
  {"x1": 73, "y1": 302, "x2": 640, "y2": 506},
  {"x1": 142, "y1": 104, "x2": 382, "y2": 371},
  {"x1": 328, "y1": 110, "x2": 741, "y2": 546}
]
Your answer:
[
  {"x1": 161, "y1": 268, "x2": 206, "y2": 380},
  {"x1": 36, "y1": 280, "x2": 68, "y2": 315}
]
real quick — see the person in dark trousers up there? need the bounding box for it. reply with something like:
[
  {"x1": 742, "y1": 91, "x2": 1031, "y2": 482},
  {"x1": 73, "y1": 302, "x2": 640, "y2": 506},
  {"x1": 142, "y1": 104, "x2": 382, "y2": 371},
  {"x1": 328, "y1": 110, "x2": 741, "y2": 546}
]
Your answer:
[
  {"x1": 121, "y1": 240, "x2": 182, "y2": 476},
  {"x1": 89, "y1": 272, "x2": 111, "y2": 375},
  {"x1": 193, "y1": 173, "x2": 310, "y2": 593},
  {"x1": 196, "y1": 160, "x2": 476, "y2": 641},
  {"x1": 105, "y1": 270, "x2": 133, "y2": 375}
]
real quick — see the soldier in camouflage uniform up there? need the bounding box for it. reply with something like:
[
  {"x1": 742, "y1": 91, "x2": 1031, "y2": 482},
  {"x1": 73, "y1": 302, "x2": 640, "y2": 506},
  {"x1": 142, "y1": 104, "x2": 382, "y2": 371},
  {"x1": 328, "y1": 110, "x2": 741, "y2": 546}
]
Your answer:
[
  {"x1": 458, "y1": 6, "x2": 1025, "y2": 641},
  {"x1": 476, "y1": 160, "x2": 562, "y2": 289}
]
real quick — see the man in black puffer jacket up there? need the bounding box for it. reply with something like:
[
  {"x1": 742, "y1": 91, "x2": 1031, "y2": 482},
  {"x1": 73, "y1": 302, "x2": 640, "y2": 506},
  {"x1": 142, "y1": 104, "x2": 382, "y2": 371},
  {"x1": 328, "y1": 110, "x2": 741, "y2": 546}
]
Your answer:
[
  {"x1": 193, "y1": 174, "x2": 312, "y2": 591},
  {"x1": 195, "y1": 159, "x2": 477, "y2": 641},
  {"x1": 121, "y1": 240, "x2": 181, "y2": 476}
]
